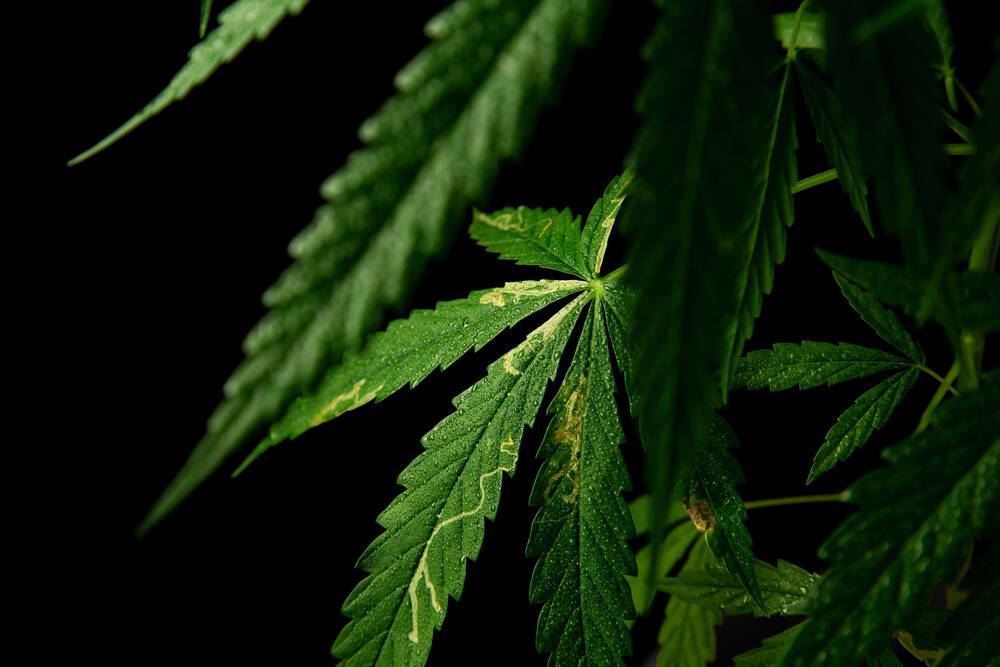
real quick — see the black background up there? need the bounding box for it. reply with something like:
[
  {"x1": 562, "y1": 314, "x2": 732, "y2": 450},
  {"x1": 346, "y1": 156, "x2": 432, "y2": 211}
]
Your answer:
[{"x1": 47, "y1": 1, "x2": 996, "y2": 665}]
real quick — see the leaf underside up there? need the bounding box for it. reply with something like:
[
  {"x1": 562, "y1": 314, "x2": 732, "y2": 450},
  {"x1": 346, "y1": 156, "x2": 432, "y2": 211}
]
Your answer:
[
  {"x1": 136, "y1": 0, "x2": 608, "y2": 531},
  {"x1": 526, "y1": 302, "x2": 637, "y2": 666},
  {"x1": 781, "y1": 372, "x2": 1000, "y2": 666},
  {"x1": 332, "y1": 294, "x2": 586, "y2": 667}
]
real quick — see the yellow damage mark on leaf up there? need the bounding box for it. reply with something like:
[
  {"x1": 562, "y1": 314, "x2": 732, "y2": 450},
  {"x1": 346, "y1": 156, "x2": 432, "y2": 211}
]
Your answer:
[
  {"x1": 474, "y1": 206, "x2": 528, "y2": 232},
  {"x1": 502, "y1": 294, "x2": 586, "y2": 375},
  {"x1": 544, "y1": 374, "x2": 587, "y2": 504},
  {"x1": 407, "y1": 435, "x2": 519, "y2": 643},
  {"x1": 686, "y1": 499, "x2": 716, "y2": 533},
  {"x1": 592, "y1": 171, "x2": 632, "y2": 274},
  {"x1": 310, "y1": 379, "x2": 383, "y2": 426},
  {"x1": 478, "y1": 278, "x2": 585, "y2": 308}
]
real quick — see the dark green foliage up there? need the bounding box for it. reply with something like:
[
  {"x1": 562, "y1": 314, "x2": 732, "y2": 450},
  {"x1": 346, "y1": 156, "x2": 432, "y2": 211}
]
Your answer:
[
  {"x1": 624, "y1": 0, "x2": 774, "y2": 584},
  {"x1": 936, "y1": 542, "x2": 1000, "y2": 667},
  {"x1": 832, "y1": 274, "x2": 923, "y2": 363},
  {"x1": 734, "y1": 623, "x2": 804, "y2": 667},
  {"x1": 526, "y1": 304, "x2": 636, "y2": 666},
  {"x1": 657, "y1": 539, "x2": 722, "y2": 667},
  {"x1": 199, "y1": 0, "x2": 213, "y2": 36},
  {"x1": 781, "y1": 372, "x2": 1000, "y2": 666},
  {"x1": 134, "y1": 0, "x2": 609, "y2": 531},
  {"x1": 735, "y1": 342, "x2": 913, "y2": 391}
]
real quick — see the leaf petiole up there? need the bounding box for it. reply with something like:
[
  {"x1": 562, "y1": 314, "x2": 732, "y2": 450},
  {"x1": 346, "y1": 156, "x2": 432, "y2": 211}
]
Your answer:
[
  {"x1": 791, "y1": 168, "x2": 839, "y2": 194},
  {"x1": 744, "y1": 492, "x2": 847, "y2": 511},
  {"x1": 601, "y1": 264, "x2": 628, "y2": 282},
  {"x1": 916, "y1": 364, "x2": 960, "y2": 396},
  {"x1": 916, "y1": 359, "x2": 961, "y2": 432}
]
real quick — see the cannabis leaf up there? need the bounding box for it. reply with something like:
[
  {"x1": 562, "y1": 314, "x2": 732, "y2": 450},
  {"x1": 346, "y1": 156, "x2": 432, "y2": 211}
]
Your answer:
[
  {"x1": 69, "y1": 0, "x2": 312, "y2": 165},
  {"x1": 526, "y1": 302, "x2": 636, "y2": 667},
  {"x1": 237, "y1": 278, "x2": 586, "y2": 471},
  {"x1": 659, "y1": 559, "x2": 819, "y2": 618},
  {"x1": 734, "y1": 623, "x2": 804, "y2": 667},
  {"x1": 624, "y1": 0, "x2": 774, "y2": 578},
  {"x1": 794, "y1": 60, "x2": 872, "y2": 236},
  {"x1": 832, "y1": 273, "x2": 924, "y2": 363},
  {"x1": 656, "y1": 539, "x2": 722, "y2": 667},
  {"x1": 626, "y1": 497, "x2": 698, "y2": 616},
  {"x1": 134, "y1": 0, "x2": 609, "y2": 531},
  {"x1": 825, "y1": 0, "x2": 949, "y2": 274},
  {"x1": 688, "y1": 415, "x2": 763, "y2": 610},
  {"x1": 935, "y1": 541, "x2": 1000, "y2": 667},
  {"x1": 780, "y1": 372, "x2": 1000, "y2": 666},
  {"x1": 333, "y1": 293, "x2": 586, "y2": 666},
  {"x1": 199, "y1": 0, "x2": 213, "y2": 37},
  {"x1": 735, "y1": 342, "x2": 914, "y2": 391}
]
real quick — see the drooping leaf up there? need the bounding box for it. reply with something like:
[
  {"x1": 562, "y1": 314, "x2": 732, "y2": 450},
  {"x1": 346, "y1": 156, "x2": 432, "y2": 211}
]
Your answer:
[
  {"x1": 657, "y1": 539, "x2": 722, "y2": 667},
  {"x1": 721, "y1": 54, "x2": 798, "y2": 397},
  {"x1": 689, "y1": 414, "x2": 763, "y2": 611},
  {"x1": 734, "y1": 341, "x2": 913, "y2": 391},
  {"x1": 832, "y1": 273, "x2": 923, "y2": 363},
  {"x1": 734, "y1": 622, "x2": 805, "y2": 667},
  {"x1": 469, "y1": 207, "x2": 588, "y2": 277},
  {"x1": 238, "y1": 279, "x2": 586, "y2": 471},
  {"x1": 526, "y1": 303, "x2": 636, "y2": 666},
  {"x1": 660, "y1": 559, "x2": 819, "y2": 617},
  {"x1": 580, "y1": 170, "x2": 633, "y2": 276},
  {"x1": 794, "y1": 60, "x2": 873, "y2": 236},
  {"x1": 780, "y1": 372, "x2": 1000, "y2": 666},
  {"x1": 69, "y1": 0, "x2": 312, "y2": 165},
  {"x1": 824, "y1": 0, "x2": 949, "y2": 274},
  {"x1": 624, "y1": 0, "x2": 773, "y2": 584},
  {"x1": 332, "y1": 294, "x2": 587, "y2": 667},
  {"x1": 817, "y1": 250, "x2": 1000, "y2": 333},
  {"x1": 199, "y1": 0, "x2": 213, "y2": 37},
  {"x1": 628, "y1": 510, "x2": 699, "y2": 616},
  {"x1": 137, "y1": 0, "x2": 609, "y2": 531},
  {"x1": 936, "y1": 541, "x2": 1000, "y2": 667},
  {"x1": 808, "y1": 367, "x2": 919, "y2": 484}
]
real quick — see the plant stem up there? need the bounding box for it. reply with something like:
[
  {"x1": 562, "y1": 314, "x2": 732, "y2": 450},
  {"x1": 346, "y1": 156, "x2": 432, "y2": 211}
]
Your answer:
[
  {"x1": 916, "y1": 359, "x2": 961, "y2": 432},
  {"x1": 601, "y1": 264, "x2": 627, "y2": 281},
  {"x1": 940, "y1": 109, "x2": 972, "y2": 142},
  {"x1": 957, "y1": 218, "x2": 998, "y2": 390},
  {"x1": 791, "y1": 168, "x2": 839, "y2": 194},
  {"x1": 744, "y1": 492, "x2": 847, "y2": 510},
  {"x1": 916, "y1": 364, "x2": 960, "y2": 395},
  {"x1": 944, "y1": 143, "x2": 974, "y2": 156}
]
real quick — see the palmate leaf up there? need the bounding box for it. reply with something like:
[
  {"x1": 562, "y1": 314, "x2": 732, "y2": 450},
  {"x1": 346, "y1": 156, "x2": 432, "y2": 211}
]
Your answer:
[
  {"x1": 824, "y1": 0, "x2": 949, "y2": 274},
  {"x1": 526, "y1": 302, "x2": 636, "y2": 666},
  {"x1": 808, "y1": 367, "x2": 919, "y2": 484},
  {"x1": 721, "y1": 52, "x2": 798, "y2": 397},
  {"x1": 936, "y1": 541, "x2": 1000, "y2": 667},
  {"x1": 734, "y1": 623, "x2": 805, "y2": 667},
  {"x1": 656, "y1": 539, "x2": 722, "y2": 667},
  {"x1": 470, "y1": 207, "x2": 588, "y2": 277},
  {"x1": 624, "y1": 0, "x2": 773, "y2": 582},
  {"x1": 794, "y1": 60, "x2": 873, "y2": 236},
  {"x1": 689, "y1": 415, "x2": 763, "y2": 611},
  {"x1": 69, "y1": 0, "x2": 312, "y2": 165},
  {"x1": 660, "y1": 559, "x2": 819, "y2": 618},
  {"x1": 332, "y1": 294, "x2": 587, "y2": 667},
  {"x1": 137, "y1": 0, "x2": 608, "y2": 531},
  {"x1": 780, "y1": 372, "x2": 1000, "y2": 666},
  {"x1": 735, "y1": 341, "x2": 913, "y2": 392},
  {"x1": 237, "y1": 278, "x2": 586, "y2": 471}
]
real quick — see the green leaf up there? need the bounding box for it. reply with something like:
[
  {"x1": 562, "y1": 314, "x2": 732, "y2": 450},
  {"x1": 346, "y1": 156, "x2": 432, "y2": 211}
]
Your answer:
[
  {"x1": 824, "y1": 0, "x2": 949, "y2": 274},
  {"x1": 237, "y1": 279, "x2": 586, "y2": 471},
  {"x1": 817, "y1": 250, "x2": 1000, "y2": 333},
  {"x1": 624, "y1": 0, "x2": 773, "y2": 584},
  {"x1": 865, "y1": 648, "x2": 905, "y2": 667},
  {"x1": 627, "y1": 494, "x2": 689, "y2": 540},
  {"x1": 808, "y1": 367, "x2": 919, "y2": 484},
  {"x1": 469, "y1": 207, "x2": 588, "y2": 278},
  {"x1": 657, "y1": 539, "x2": 722, "y2": 667},
  {"x1": 580, "y1": 170, "x2": 634, "y2": 276},
  {"x1": 331, "y1": 294, "x2": 586, "y2": 667},
  {"x1": 832, "y1": 273, "x2": 923, "y2": 363},
  {"x1": 735, "y1": 341, "x2": 913, "y2": 391},
  {"x1": 199, "y1": 0, "x2": 213, "y2": 37},
  {"x1": 734, "y1": 623, "x2": 805, "y2": 667},
  {"x1": 660, "y1": 559, "x2": 820, "y2": 617},
  {"x1": 794, "y1": 60, "x2": 873, "y2": 236},
  {"x1": 526, "y1": 303, "x2": 636, "y2": 666},
  {"x1": 689, "y1": 414, "x2": 763, "y2": 611},
  {"x1": 136, "y1": 0, "x2": 608, "y2": 532},
  {"x1": 936, "y1": 541, "x2": 1000, "y2": 667},
  {"x1": 721, "y1": 55, "x2": 798, "y2": 398},
  {"x1": 69, "y1": 0, "x2": 311, "y2": 165},
  {"x1": 924, "y1": 0, "x2": 957, "y2": 110},
  {"x1": 601, "y1": 282, "x2": 638, "y2": 418},
  {"x1": 628, "y1": 518, "x2": 700, "y2": 617},
  {"x1": 774, "y1": 12, "x2": 825, "y2": 51},
  {"x1": 780, "y1": 372, "x2": 1000, "y2": 666}
]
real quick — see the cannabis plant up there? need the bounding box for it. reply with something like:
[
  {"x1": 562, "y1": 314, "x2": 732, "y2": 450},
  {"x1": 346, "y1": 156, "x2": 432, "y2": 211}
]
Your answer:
[{"x1": 72, "y1": 0, "x2": 999, "y2": 665}]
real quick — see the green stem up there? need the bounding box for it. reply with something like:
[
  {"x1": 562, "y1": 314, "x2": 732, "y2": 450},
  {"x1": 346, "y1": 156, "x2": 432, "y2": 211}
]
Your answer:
[
  {"x1": 945, "y1": 143, "x2": 974, "y2": 156},
  {"x1": 786, "y1": 0, "x2": 809, "y2": 59},
  {"x1": 957, "y1": 217, "x2": 998, "y2": 390},
  {"x1": 941, "y1": 110, "x2": 972, "y2": 143},
  {"x1": 791, "y1": 168, "x2": 839, "y2": 194},
  {"x1": 917, "y1": 359, "x2": 961, "y2": 432},
  {"x1": 955, "y1": 77, "x2": 982, "y2": 116},
  {"x1": 744, "y1": 492, "x2": 847, "y2": 510},
  {"x1": 601, "y1": 264, "x2": 627, "y2": 282},
  {"x1": 916, "y1": 364, "x2": 960, "y2": 396}
]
